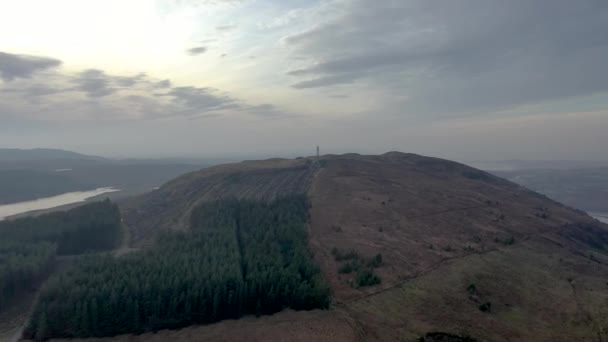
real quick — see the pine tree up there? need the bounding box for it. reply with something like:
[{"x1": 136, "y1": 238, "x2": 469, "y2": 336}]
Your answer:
[
  {"x1": 133, "y1": 301, "x2": 141, "y2": 333},
  {"x1": 35, "y1": 311, "x2": 49, "y2": 342}
]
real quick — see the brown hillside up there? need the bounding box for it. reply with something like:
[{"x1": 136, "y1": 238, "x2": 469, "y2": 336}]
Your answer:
[
  {"x1": 106, "y1": 152, "x2": 608, "y2": 341},
  {"x1": 121, "y1": 157, "x2": 316, "y2": 246}
]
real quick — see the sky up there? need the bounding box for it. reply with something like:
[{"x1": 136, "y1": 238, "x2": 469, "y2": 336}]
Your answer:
[{"x1": 0, "y1": 0, "x2": 607, "y2": 161}]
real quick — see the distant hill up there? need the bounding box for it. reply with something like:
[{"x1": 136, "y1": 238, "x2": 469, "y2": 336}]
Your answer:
[
  {"x1": 493, "y1": 167, "x2": 608, "y2": 212},
  {"x1": 117, "y1": 152, "x2": 608, "y2": 341},
  {"x1": 0, "y1": 148, "x2": 109, "y2": 171},
  {"x1": 0, "y1": 148, "x2": 208, "y2": 205},
  {"x1": 470, "y1": 159, "x2": 608, "y2": 171},
  {"x1": 0, "y1": 170, "x2": 88, "y2": 204},
  {"x1": 0, "y1": 148, "x2": 106, "y2": 162}
]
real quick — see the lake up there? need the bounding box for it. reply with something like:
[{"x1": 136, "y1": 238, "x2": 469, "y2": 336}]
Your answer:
[
  {"x1": 590, "y1": 212, "x2": 608, "y2": 224},
  {"x1": 0, "y1": 187, "x2": 120, "y2": 221}
]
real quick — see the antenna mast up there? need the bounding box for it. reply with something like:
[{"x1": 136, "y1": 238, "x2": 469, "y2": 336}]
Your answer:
[{"x1": 316, "y1": 146, "x2": 320, "y2": 159}]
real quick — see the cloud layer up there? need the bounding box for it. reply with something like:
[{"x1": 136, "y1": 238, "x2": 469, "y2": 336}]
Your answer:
[
  {"x1": 0, "y1": 52, "x2": 62, "y2": 81},
  {"x1": 285, "y1": 0, "x2": 608, "y2": 115},
  {"x1": 0, "y1": 51, "x2": 287, "y2": 122},
  {"x1": 1, "y1": 0, "x2": 607, "y2": 160}
]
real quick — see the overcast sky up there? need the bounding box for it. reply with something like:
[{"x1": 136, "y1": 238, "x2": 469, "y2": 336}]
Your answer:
[{"x1": 1, "y1": 0, "x2": 607, "y2": 161}]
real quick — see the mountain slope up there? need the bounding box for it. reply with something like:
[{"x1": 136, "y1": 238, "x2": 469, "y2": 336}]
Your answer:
[
  {"x1": 306, "y1": 152, "x2": 608, "y2": 340},
  {"x1": 122, "y1": 158, "x2": 316, "y2": 245},
  {"x1": 114, "y1": 152, "x2": 608, "y2": 341}
]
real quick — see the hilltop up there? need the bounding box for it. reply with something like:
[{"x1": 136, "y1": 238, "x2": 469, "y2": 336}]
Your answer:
[
  {"x1": 0, "y1": 148, "x2": 105, "y2": 163},
  {"x1": 58, "y1": 152, "x2": 608, "y2": 340}
]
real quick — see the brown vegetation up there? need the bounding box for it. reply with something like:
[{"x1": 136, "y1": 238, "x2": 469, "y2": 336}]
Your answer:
[{"x1": 75, "y1": 152, "x2": 608, "y2": 341}]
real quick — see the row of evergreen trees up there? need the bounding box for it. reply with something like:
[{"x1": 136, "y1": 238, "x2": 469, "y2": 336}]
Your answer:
[
  {"x1": 0, "y1": 241, "x2": 56, "y2": 311},
  {"x1": 25, "y1": 195, "x2": 329, "y2": 340},
  {"x1": 0, "y1": 199, "x2": 122, "y2": 255},
  {"x1": 0, "y1": 200, "x2": 121, "y2": 313}
]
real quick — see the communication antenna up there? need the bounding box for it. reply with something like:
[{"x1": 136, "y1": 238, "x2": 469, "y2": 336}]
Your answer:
[{"x1": 316, "y1": 146, "x2": 320, "y2": 159}]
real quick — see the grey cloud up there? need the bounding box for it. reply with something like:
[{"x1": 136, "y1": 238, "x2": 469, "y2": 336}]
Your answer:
[
  {"x1": 292, "y1": 74, "x2": 357, "y2": 89},
  {"x1": 216, "y1": 24, "x2": 236, "y2": 31},
  {"x1": 115, "y1": 73, "x2": 146, "y2": 87},
  {"x1": 288, "y1": 48, "x2": 423, "y2": 77},
  {"x1": 24, "y1": 85, "x2": 64, "y2": 97},
  {"x1": 72, "y1": 70, "x2": 154, "y2": 97},
  {"x1": 163, "y1": 86, "x2": 236, "y2": 115},
  {"x1": 73, "y1": 69, "x2": 115, "y2": 97},
  {"x1": 285, "y1": 0, "x2": 608, "y2": 114},
  {"x1": 154, "y1": 79, "x2": 172, "y2": 89},
  {"x1": 0, "y1": 52, "x2": 293, "y2": 123},
  {"x1": 0, "y1": 51, "x2": 61, "y2": 81},
  {"x1": 187, "y1": 113, "x2": 224, "y2": 120},
  {"x1": 245, "y1": 104, "x2": 290, "y2": 118},
  {"x1": 2, "y1": 84, "x2": 65, "y2": 97},
  {"x1": 186, "y1": 46, "x2": 208, "y2": 56}
]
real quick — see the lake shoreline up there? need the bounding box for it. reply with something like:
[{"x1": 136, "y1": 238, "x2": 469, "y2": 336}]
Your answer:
[{"x1": 0, "y1": 187, "x2": 120, "y2": 221}]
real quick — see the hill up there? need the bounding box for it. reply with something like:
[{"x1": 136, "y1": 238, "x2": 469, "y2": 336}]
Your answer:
[
  {"x1": 0, "y1": 170, "x2": 87, "y2": 204},
  {"x1": 0, "y1": 148, "x2": 207, "y2": 206},
  {"x1": 122, "y1": 157, "x2": 315, "y2": 245},
  {"x1": 52, "y1": 152, "x2": 608, "y2": 340},
  {"x1": 0, "y1": 148, "x2": 105, "y2": 163}
]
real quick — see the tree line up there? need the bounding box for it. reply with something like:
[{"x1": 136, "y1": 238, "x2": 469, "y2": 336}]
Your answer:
[
  {"x1": 0, "y1": 200, "x2": 121, "y2": 313},
  {"x1": 0, "y1": 199, "x2": 121, "y2": 255},
  {"x1": 0, "y1": 241, "x2": 56, "y2": 311},
  {"x1": 25, "y1": 195, "x2": 329, "y2": 340}
]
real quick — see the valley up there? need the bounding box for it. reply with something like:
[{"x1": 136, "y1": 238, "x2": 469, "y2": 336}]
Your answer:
[{"x1": 0, "y1": 148, "x2": 208, "y2": 208}]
